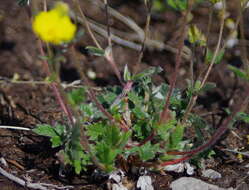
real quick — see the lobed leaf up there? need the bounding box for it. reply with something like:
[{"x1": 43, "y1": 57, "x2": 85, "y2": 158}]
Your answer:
[
  {"x1": 32, "y1": 124, "x2": 58, "y2": 137},
  {"x1": 169, "y1": 124, "x2": 185, "y2": 150},
  {"x1": 67, "y1": 88, "x2": 86, "y2": 107}
]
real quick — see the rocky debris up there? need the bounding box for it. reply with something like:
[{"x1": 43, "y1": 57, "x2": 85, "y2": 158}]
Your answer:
[
  {"x1": 170, "y1": 177, "x2": 234, "y2": 190},
  {"x1": 111, "y1": 184, "x2": 128, "y2": 190},
  {"x1": 201, "y1": 169, "x2": 222, "y2": 179},
  {"x1": 164, "y1": 162, "x2": 195, "y2": 175},
  {"x1": 0, "y1": 157, "x2": 8, "y2": 167},
  {"x1": 136, "y1": 168, "x2": 154, "y2": 190},
  {"x1": 137, "y1": 175, "x2": 154, "y2": 190},
  {"x1": 236, "y1": 182, "x2": 249, "y2": 190},
  {"x1": 107, "y1": 170, "x2": 128, "y2": 190}
]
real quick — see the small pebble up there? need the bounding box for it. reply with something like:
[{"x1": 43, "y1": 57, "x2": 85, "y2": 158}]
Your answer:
[
  {"x1": 170, "y1": 177, "x2": 234, "y2": 190},
  {"x1": 164, "y1": 162, "x2": 195, "y2": 175},
  {"x1": 202, "y1": 169, "x2": 222, "y2": 179},
  {"x1": 137, "y1": 175, "x2": 154, "y2": 190}
]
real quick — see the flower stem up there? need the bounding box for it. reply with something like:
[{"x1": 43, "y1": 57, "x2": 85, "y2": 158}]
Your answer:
[
  {"x1": 38, "y1": 40, "x2": 75, "y2": 126},
  {"x1": 159, "y1": 1, "x2": 193, "y2": 124}
]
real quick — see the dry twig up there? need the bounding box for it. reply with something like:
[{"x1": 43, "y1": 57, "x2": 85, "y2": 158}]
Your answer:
[
  {"x1": 0, "y1": 166, "x2": 73, "y2": 190},
  {"x1": 73, "y1": 0, "x2": 191, "y2": 60},
  {"x1": 0, "y1": 125, "x2": 31, "y2": 131}
]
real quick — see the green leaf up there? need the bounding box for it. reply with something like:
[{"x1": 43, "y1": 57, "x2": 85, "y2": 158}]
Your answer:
[
  {"x1": 117, "y1": 131, "x2": 131, "y2": 148},
  {"x1": 128, "y1": 91, "x2": 143, "y2": 105},
  {"x1": 98, "y1": 90, "x2": 118, "y2": 108},
  {"x1": 137, "y1": 143, "x2": 160, "y2": 161},
  {"x1": 132, "y1": 66, "x2": 163, "y2": 81},
  {"x1": 156, "y1": 119, "x2": 177, "y2": 140},
  {"x1": 44, "y1": 73, "x2": 57, "y2": 83},
  {"x1": 124, "y1": 64, "x2": 131, "y2": 81},
  {"x1": 80, "y1": 104, "x2": 94, "y2": 118},
  {"x1": 207, "y1": 150, "x2": 216, "y2": 159},
  {"x1": 104, "y1": 125, "x2": 121, "y2": 147},
  {"x1": 80, "y1": 153, "x2": 91, "y2": 171},
  {"x1": 205, "y1": 49, "x2": 225, "y2": 65},
  {"x1": 54, "y1": 124, "x2": 66, "y2": 135},
  {"x1": 169, "y1": 124, "x2": 185, "y2": 150},
  {"x1": 228, "y1": 65, "x2": 249, "y2": 80},
  {"x1": 64, "y1": 144, "x2": 90, "y2": 174},
  {"x1": 133, "y1": 106, "x2": 149, "y2": 119},
  {"x1": 66, "y1": 127, "x2": 83, "y2": 154},
  {"x1": 51, "y1": 136, "x2": 63, "y2": 148},
  {"x1": 80, "y1": 103, "x2": 102, "y2": 119},
  {"x1": 133, "y1": 121, "x2": 152, "y2": 140},
  {"x1": 32, "y1": 124, "x2": 57, "y2": 137},
  {"x1": 67, "y1": 88, "x2": 86, "y2": 107},
  {"x1": 86, "y1": 122, "x2": 105, "y2": 141},
  {"x1": 194, "y1": 80, "x2": 202, "y2": 92},
  {"x1": 187, "y1": 80, "x2": 216, "y2": 97},
  {"x1": 96, "y1": 143, "x2": 121, "y2": 166},
  {"x1": 33, "y1": 124, "x2": 66, "y2": 148},
  {"x1": 160, "y1": 153, "x2": 177, "y2": 161},
  {"x1": 200, "y1": 82, "x2": 216, "y2": 92},
  {"x1": 66, "y1": 143, "x2": 86, "y2": 174},
  {"x1": 86, "y1": 46, "x2": 105, "y2": 56},
  {"x1": 167, "y1": 0, "x2": 187, "y2": 11},
  {"x1": 167, "y1": 0, "x2": 205, "y2": 11},
  {"x1": 70, "y1": 125, "x2": 81, "y2": 145},
  {"x1": 38, "y1": 55, "x2": 50, "y2": 61},
  {"x1": 236, "y1": 112, "x2": 249, "y2": 123},
  {"x1": 74, "y1": 159, "x2": 82, "y2": 174},
  {"x1": 91, "y1": 121, "x2": 129, "y2": 149}
]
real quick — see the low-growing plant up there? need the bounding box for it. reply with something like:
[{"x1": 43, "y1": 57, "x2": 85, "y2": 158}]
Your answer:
[{"x1": 12, "y1": 0, "x2": 249, "y2": 175}]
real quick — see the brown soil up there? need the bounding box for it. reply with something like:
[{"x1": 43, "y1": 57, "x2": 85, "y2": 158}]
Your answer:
[{"x1": 0, "y1": 0, "x2": 249, "y2": 189}]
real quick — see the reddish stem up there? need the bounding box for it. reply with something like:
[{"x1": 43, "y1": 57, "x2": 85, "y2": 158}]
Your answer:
[
  {"x1": 51, "y1": 83, "x2": 74, "y2": 125},
  {"x1": 159, "y1": 8, "x2": 191, "y2": 124},
  {"x1": 138, "y1": 131, "x2": 155, "y2": 146},
  {"x1": 124, "y1": 131, "x2": 154, "y2": 149},
  {"x1": 38, "y1": 40, "x2": 74, "y2": 125}
]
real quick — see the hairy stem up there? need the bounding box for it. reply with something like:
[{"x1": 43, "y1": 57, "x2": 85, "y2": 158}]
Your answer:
[
  {"x1": 37, "y1": 40, "x2": 74, "y2": 126},
  {"x1": 159, "y1": 1, "x2": 193, "y2": 124}
]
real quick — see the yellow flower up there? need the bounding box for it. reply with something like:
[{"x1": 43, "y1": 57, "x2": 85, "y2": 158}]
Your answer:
[
  {"x1": 32, "y1": 2, "x2": 76, "y2": 45},
  {"x1": 247, "y1": 135, "x2": 249, "y2": 144},
  {"x1": 237, "y1": 153, "x2": 243, "y2": 162}
]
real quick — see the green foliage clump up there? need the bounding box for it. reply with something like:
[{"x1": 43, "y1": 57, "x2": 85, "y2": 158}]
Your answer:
[{"x1": 33, "y1": 65, "x2": 215, "y2": 173}]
